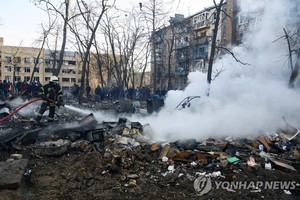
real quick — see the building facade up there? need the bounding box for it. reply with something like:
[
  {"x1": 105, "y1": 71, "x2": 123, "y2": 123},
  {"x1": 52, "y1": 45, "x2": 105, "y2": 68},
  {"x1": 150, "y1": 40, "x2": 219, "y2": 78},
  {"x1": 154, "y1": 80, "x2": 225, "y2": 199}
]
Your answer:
[
  {"x1": 0, "y1": 37, "x2": 82, "y2": 92},
  {"x1": 151, "y1": 0, "x2": 237, "y2": 90}
]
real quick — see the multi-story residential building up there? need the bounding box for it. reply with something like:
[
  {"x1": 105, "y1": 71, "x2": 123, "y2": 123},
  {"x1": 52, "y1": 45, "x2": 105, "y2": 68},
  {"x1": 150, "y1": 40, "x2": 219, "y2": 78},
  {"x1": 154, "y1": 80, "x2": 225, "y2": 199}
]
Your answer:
[
  {"x1": 151, "y1": 0, "x2": 237, "y2": 90},
  {"x1": 0, "y1": 37, "x2": 82, "y2": 92}
]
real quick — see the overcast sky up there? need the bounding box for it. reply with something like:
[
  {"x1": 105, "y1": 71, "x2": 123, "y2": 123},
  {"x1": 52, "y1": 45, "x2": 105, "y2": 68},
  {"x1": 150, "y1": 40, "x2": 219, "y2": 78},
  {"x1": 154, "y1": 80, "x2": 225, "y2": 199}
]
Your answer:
[{"x1": 0, "y1": 0, "x2": 214, "y2": 47}]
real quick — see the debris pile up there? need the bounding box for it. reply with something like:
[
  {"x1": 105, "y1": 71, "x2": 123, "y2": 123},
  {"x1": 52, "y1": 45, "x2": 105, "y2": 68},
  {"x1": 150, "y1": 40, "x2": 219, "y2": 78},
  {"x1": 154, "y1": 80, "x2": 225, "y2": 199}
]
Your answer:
[{"x1": 0, "y1": 100, "x2": 300, "y2": 199}]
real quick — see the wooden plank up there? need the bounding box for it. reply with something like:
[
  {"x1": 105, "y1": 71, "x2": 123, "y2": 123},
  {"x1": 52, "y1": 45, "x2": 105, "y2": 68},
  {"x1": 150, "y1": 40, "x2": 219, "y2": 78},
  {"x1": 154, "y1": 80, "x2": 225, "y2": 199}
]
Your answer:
[
  {"x1": 258, "y1": 137, "x2": 271, "y2": 151},
  {"x1": 158, "y1": 145, "x2": 170, "y2": 160}
]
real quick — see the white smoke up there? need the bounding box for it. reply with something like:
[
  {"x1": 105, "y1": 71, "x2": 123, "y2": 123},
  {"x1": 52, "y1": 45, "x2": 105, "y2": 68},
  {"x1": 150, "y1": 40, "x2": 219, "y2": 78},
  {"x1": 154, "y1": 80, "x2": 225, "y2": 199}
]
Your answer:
[
  {"x1": 131, "y1": 0, "x2": 300, "y2": 142},
  {"x1": 35, "y1": 0, "x2": 298, "y2": 143}
]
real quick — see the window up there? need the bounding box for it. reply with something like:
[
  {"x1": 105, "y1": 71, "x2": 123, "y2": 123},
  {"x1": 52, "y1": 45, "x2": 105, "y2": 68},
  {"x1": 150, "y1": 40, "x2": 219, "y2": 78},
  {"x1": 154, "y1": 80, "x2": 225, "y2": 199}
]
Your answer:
[
  {"x1": 24, "y1": 57, "x2": 31, "y2": 64},
  {"x1": 193, "y1": 12, "x2": 208, "y2": 24},
  {"x1": 197, "y1": 31, "x2": 206, "y2": 37},
  {"x1": 34, "y1": 58, "x2": 39, "y2": 64},
  {"x1": 71, "y1": 78, "x2": 76, "y2": 82},
  {"x1": 62, "y1": 78, "x2": 70, "y2": 82},
  {"x1": 5, "y1": 76, "x2": 11, "y2": 82},
  {"x1": 155, "y1": 49, "x2": 162, "y2": 61},
  {"x1": 16, "y1": 67, "x2": 21, "y2": 72},
  {"x1": 5, "y1": 57, "x2": 11, "y2": 63},
  {"x1": 15, "y1": 76, "x2": 21, "y2": 81},
  {"x1": 13, "y1": 57, "x2": 21, "y2": 63},
  {"x1": 177, "y1": 50, "x2": 188, "y2": 60},
  {"x1": 45, "y1": 68, "x2": 53, "y2": 73},
  {"x1": 62, "y1": 69, "x2": 76, "y2": 74},
  {"x1": 33, "y1": 77, "x2": 39, "y2": 82},
  {"x1": 24, "y1": 76, "x2": 30, "y2": 82},
  {"x1": 24, "y1": 67, "x2": 31, "y2": 73},
  {"x1": 69, "y1": 60, "x2": 76, "y2": 65},
  {"x1": 5, "y1": 66, "x2": 11, "y2": 72},
  {"x1": 194, "y1": 45, "x2": 208, "y2": 59},
  {"x1": 34, "y1": 68, "x2": 39, "y2": 73}
]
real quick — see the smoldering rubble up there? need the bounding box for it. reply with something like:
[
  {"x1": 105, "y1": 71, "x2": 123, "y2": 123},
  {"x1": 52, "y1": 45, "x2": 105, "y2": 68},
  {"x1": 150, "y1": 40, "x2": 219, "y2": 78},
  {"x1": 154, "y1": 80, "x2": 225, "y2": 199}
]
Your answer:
[{"x1": 0, "y1": 98, "x2": 300, "y2": 200}]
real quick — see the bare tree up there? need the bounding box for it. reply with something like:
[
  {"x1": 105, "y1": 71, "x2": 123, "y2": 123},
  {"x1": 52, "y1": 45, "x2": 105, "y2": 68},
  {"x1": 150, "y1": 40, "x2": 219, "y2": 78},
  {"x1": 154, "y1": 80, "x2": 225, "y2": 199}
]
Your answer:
[
  {"x1": 33, "y1": 0, "x2": 72, "y2": 76},
  {"x1": 139, "y1": 0, "x2": 168, "y2": 93},
  {"x1": 92, "y1": 39, "x2": 106, "y2": 88},
  {"x1": 30, "y1": 8, "x2": 57, "y2": 83},
  {"x1": 206, "y1": 0, "x2": 250, "y2": 96},
  {"x1": 68, "y1": 0, "x2": 110, "y2": 104},
  {"x1": 273, "y1": 26, "x2": 300, "y2": 88},
  {"x1": 101, "y1": 13, "x2": 122, "y2": 88},
  {"x1": 282, "y1": 28, "x2": 300, "y2": 88},
  {"x1": 99, "y1": 3, "x2": 157, "y2": 98}
]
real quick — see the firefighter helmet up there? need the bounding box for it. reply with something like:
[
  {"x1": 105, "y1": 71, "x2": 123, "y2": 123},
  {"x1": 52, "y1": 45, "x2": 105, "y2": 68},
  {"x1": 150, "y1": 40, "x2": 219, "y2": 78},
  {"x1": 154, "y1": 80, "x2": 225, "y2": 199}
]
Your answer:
[{"x1": 50, "y1": 76, "x2": 59, "y2": 82}]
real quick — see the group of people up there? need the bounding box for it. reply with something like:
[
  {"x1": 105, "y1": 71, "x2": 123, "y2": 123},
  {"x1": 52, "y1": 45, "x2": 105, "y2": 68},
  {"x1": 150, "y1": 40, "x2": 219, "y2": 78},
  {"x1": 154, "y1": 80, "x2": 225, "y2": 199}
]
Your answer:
[
  {"x1": 0, "y1": 80, "x2": 42, "y2": 99},
  {"x1": 1, "y1": 76, "x2": 170, "y2": 124},
  {"x1": 69, "y1": 83, "x2": 168, "y2": 102},
  {"x1": 70, "y1": 83, "x2": 92, "y2": 99}
]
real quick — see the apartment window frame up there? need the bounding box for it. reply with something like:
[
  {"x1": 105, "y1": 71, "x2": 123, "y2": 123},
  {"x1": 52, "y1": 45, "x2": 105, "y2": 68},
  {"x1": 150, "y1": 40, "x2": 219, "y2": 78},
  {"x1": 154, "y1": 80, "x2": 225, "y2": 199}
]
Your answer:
[
  {"x1": 5, "y1": 56, "x2": 12, "y2": 63},
  {"x1": 24, "y1": 67, "x2": 31, "y2": 73},
  {"x1": 4, "y1": 66, "x2": 12, "y2": 72},
  {"x1": 24, "y1": 57, "x2": 31, "y2": 64}
]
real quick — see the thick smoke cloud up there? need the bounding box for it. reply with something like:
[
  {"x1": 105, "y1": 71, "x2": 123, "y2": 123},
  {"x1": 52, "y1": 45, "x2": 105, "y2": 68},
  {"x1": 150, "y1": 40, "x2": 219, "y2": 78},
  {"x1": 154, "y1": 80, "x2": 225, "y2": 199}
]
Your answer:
[{"x1": 130, "y1": 0, "x2": 300, "y2": 142}]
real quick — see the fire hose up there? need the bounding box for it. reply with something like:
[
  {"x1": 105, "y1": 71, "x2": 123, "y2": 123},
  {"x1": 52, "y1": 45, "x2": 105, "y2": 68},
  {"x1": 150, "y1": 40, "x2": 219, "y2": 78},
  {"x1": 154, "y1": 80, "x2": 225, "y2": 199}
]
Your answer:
[{"x1": 0, "y1": 98, "x2": 43, "y2": 123}]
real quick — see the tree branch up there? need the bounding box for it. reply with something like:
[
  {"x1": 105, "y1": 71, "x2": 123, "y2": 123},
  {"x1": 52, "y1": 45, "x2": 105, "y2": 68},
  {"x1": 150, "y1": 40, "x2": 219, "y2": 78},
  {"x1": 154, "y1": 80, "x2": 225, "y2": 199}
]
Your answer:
[{"x1": 217, "y1": 46, "x2": 250, "y2": 65}]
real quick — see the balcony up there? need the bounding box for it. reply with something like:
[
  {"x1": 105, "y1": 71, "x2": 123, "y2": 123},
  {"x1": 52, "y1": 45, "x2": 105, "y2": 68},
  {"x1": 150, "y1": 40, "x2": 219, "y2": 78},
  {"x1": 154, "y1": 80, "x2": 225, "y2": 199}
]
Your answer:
[{"x1": 193, "y1": 20, "x2": 209, "y2": 30}]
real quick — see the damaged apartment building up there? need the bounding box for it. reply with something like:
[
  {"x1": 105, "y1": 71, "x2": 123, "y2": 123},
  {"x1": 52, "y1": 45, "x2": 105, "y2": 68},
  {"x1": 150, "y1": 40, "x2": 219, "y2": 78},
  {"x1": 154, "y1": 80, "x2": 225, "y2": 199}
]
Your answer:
[{"x1": 150, "y1": 0, "x2": 272, "y2": 90}]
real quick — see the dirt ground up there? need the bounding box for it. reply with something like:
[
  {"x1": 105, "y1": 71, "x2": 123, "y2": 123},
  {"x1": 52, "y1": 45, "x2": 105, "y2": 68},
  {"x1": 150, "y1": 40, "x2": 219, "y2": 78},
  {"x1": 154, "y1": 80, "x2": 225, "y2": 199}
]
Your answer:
[{"x1": 0, "y1": 144, "x2": 300, "y2": 200}]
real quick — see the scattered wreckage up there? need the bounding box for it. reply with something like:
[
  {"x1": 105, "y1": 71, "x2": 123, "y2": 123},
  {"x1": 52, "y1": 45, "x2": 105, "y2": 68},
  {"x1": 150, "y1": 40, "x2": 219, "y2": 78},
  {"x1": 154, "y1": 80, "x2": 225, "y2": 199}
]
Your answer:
[{"x1": 0, "y1": 98, "x2": 300, "y2": 199}]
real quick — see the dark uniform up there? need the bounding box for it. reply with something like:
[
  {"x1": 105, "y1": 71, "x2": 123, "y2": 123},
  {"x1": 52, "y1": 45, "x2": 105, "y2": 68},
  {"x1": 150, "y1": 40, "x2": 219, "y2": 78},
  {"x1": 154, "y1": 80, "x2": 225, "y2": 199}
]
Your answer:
[{"x1": 36, "y1": 80, "x2": 63, "y2": 122}]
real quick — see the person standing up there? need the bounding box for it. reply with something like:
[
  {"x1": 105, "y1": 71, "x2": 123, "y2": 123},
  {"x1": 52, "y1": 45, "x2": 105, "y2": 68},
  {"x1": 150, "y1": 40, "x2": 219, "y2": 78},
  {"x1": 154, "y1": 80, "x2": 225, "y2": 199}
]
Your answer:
[
  {"x1": 2, "y1": 80, "x2": 9, "y2": 98},
  {"x1": 95, "y1": 85, "x2": 102, "y2": 101},
  {"x1": 86, "y1": 85, "x2": 91, "y2": 98},
  {"x1": 36, "y1": 76, "x2": 64, "y2": 123}
]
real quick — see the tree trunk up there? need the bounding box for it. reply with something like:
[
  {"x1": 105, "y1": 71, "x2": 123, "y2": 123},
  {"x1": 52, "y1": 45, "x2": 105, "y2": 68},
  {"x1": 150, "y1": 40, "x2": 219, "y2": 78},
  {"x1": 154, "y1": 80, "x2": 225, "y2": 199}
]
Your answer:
[
  {"x1": 206, "y1": 0, "x2": 224, "y2": 96},
  {"x1": 78, "y1": 0, "x2": 107, "y2": 104},
  {"x1": 53, "y1": 0, "x2": 69, "y2": 76},
  {"x1": 289, "y1": 53, "x2": 300, "y2": 88}
]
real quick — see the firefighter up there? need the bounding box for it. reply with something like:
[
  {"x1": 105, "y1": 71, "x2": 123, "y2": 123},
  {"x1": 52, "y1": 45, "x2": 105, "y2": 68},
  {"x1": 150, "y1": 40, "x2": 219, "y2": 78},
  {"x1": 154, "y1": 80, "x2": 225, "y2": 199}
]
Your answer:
[{"x1": 36, "y1": 76, "x2": 64, "y2": 123}]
